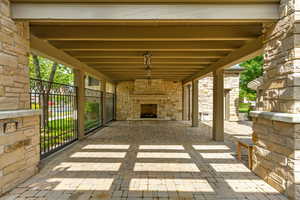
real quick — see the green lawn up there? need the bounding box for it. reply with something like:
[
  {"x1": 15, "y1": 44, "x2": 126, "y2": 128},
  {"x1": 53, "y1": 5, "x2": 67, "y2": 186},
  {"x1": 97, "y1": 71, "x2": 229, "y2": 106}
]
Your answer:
[{"x1": 239, "y1": 103, "x2": 251, "y2": 113}]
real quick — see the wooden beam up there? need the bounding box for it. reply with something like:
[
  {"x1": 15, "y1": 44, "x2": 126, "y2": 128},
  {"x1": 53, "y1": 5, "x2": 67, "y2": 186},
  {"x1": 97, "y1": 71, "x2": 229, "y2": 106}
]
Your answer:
[
  {"x1": 98, "y1": 69, "x2": 201, "y2": 72},
  {"x1": 183, "y1": 36, "x2": 263, "y2": 83},
  {"x1": 10, "y1": 1, "x2": 281, "y2": 3},
  {"x1": 51, "y1": 41, "x2": 244, "y2": 51},
  {"x1": 30, "y1": 35, "x2": 112, "y2": 82},
  {"x1": 78, "y1": 58, "x2": 218, "y2": 63},
  {"x1": 68, "y1": 51, "x2": 228, "y2": 59},
  {"x1": 91, "y1": 65, "x2": 206, "y2": 69},
  {"x1": 11, "y1": 3, "x2": 279, "y2": 21},
  {"x1": 86, "y1": 61, "x2": 213, "y2": 65},
  {"x1": 213, "y1": 70, "x2": 224, "y2": 141},
  {"x1": 192, "y1": 80, "x2": 199, "y2": 127},
  {"x1": 32, "y1": 25, "x2": 261, "y2": 41},
  {"x1": 74, "y1": 69, "x2": 85, "y2": 140}
]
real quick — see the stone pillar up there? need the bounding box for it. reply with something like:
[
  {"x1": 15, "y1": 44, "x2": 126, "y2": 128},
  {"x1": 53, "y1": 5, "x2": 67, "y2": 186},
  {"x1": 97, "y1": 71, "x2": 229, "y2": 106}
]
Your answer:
[
  {"x1": 250, "y1": 1, "x2": 300, "y2": 199},
  {"x1": 102, "y1": 80, "x2": 107, "y2": 124},
  {"x1": 0, "y1": 0, "x2": 40, "y2": 195},
  {"x1": 74, "y1": 69, "x2": 85, "y2": 140},
  {"x1": 192, "y1": 80, "x2": 199, "y2": 127},
  {"x1": 212, "y1": 70, "x2": 224, "y2": 141}
]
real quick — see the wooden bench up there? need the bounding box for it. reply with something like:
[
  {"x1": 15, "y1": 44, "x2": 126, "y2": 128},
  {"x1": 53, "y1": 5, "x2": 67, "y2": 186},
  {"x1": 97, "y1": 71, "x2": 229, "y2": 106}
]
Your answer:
[{"x1": 236, "y1": 138, "x2": 254, "y2": 170}]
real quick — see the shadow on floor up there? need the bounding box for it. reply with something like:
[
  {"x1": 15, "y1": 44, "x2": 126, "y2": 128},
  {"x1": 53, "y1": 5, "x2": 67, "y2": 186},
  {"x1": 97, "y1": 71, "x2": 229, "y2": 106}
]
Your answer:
[{"x1": 1, "y1": 121, "x2": 286, "y2": 200}]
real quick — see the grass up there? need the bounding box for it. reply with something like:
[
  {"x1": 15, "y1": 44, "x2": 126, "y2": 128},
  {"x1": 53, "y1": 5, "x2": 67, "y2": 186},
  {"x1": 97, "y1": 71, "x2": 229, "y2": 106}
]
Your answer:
[
  {"x1": 41, "y1": 118, "x2": 76, "y2": 151},
  {"x1": 239, "y1": 103, "x2": 251, "y2": 113}
]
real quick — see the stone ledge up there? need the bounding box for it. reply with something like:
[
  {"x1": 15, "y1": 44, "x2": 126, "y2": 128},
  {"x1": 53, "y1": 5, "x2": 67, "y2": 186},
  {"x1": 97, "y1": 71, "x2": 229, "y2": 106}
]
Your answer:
[
  {"x1": 0, "y1": 109, "x2": 41, "y2": 120},
  {"x1": 250, "y1": 111, "x2": 300, "y2": 123}
]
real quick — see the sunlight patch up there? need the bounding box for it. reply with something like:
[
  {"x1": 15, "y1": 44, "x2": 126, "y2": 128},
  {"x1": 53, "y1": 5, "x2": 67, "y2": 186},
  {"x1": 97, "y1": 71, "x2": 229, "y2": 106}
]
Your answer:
[
  {"x1": 225, "y1": 180, "x2": 280, "y2": 193},
  {"x1": 70, "y1": 152, "x2": 126, "y2": 158},
  {"x1": 82, "y1": 144, "x2": 130, "y2": 150},
  {"x1": 134, "y1": 163, "x2": 199, "y2": 172},
  {"x1": 193, "y1": 145, "x2": 230, "y2": 150},
  {"x1": 137, "y1": 152, "x2": 191, "y2": 159},
  {"x1": 48, "y1": 178, "x2": 114, "y2": 191},
  {"x1": 139, "y1": 145, "x2": 184, "y2": 150},
  {"x1": 210, "y1": 163, "x2": 250, "y2": 172},
  {"x1": 129, "y1": 178, "x2": 214, "y2": 192},
  {"x1": 199, "y1": 153, "x2": 235, "y2": 159},
  {"x1": 53, "y1": 162, "x2": 121, "y2": 171}
]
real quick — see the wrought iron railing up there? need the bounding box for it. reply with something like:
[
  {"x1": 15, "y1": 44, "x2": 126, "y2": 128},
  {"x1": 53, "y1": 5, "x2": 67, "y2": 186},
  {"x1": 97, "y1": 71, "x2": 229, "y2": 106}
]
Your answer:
[
  {"x1": 84, "y1": 88, "x2": 103, "y2": 134},
  {"x1": 30, "y1": 78, "x2": 78, "y2": 158}
]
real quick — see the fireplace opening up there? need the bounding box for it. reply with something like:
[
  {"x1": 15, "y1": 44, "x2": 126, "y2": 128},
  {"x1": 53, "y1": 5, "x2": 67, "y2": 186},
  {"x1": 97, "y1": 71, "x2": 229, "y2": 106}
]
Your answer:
[{"x1": 140, "y1": 104, "x2": 157, "y2": 118}]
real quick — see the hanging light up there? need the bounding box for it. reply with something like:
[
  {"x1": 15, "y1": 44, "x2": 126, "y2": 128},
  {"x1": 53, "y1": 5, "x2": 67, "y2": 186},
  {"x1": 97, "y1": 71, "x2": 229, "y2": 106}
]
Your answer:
[{"x1": 144, "y1": 52, "x2": 152, "y2": 79}]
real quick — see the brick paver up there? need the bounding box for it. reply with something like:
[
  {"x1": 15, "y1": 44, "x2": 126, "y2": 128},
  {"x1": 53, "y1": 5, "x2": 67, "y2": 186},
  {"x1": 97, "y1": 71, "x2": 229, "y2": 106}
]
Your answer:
[{"x1": 0, "y1": 121, "x2": 287, "y2": 200}]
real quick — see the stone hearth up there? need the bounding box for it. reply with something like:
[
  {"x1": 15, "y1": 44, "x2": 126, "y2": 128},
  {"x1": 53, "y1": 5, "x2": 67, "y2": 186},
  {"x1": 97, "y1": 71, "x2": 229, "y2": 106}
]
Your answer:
[{"x1": 116, "y1": 79, "x2": 182, "y2": 120}]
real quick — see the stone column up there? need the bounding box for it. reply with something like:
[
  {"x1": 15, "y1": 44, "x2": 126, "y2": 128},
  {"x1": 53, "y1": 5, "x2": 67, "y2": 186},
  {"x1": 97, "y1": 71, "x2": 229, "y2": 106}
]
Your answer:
[
  {"x1": 102, "y1": 80, "x2": 107, "y2": 124},
  {"x1": 250, "y1": 1, "x2": 300, "y2": 199},
  {"x1": 0, "y1": 0, "x2": 40, "y2": 195},
  {"x1": 192, "y1": 80, "x2": 199, "y2": 127},
  {"x1": 212, "y1": 70, "x2": 224, "y2": 141},
  {"x1": 74, "y1": 69, "x2": 85, "y2": 140}
]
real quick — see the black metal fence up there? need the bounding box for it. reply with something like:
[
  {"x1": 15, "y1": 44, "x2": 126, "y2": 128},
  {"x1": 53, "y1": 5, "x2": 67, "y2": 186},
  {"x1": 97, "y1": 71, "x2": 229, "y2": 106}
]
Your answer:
[
  {"x1": 105, "y1": 92, "x2": 115, "y2": 123},
  {"x1": 30, "y1": 78, "x2": 78, "y2": 158},
  {"x1": 85, "y1": 88, "x2": 103, "y2": 134}
]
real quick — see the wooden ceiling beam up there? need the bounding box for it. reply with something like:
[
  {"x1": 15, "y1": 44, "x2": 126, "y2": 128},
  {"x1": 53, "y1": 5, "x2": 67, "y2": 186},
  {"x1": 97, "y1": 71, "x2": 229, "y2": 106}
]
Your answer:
[
  {"x1": 78, "y1": 58, "x2": 218, "y2": 63},
  {"x1": 32, "y1": 25, "x2": 261, "y2": 41},
  {"x1": 30, "y1": 35, "x2": 113, "y2": 82},
  {"x1": 91, "y1": 65, "x2": 206, "y2": 69},
  {"x1": 52, "y1": 41, "x2": 244, "y2": 51},
  {"x1": 68, "y1": 51, "x2": 229, "y2": 59},
  {"x1": 98, "y1": 69, "x2": 200, "y2": 72},
  {"x1": 11, "y1": 3, "x2": 279, "y2": 21},
  {"x1": 183, "y1": 36, "x2": 263, "y2": 83}
]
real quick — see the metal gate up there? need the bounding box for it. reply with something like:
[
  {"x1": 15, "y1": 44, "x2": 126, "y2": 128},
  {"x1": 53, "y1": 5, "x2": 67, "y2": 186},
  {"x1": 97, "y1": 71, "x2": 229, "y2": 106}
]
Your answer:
[{"x1": 30, "y1": 78, "x2": 78, "y2": 158}]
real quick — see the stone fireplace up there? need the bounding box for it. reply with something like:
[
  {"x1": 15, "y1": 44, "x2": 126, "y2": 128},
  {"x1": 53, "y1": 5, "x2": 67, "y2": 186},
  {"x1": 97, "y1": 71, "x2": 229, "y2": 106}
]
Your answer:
[
  {"x1": 116, "y1": 79, "x2": 182, "y2": 120},
  {"x1": 140, "y1": 104, "x2": 158, "y2": 118}
]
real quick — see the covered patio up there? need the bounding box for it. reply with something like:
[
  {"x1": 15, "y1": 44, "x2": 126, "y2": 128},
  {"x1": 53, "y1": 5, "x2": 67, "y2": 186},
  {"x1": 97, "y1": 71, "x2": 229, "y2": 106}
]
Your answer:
[
  {"x1": 0, "y1": 121, "x2": 286, "y2": 200},
  {"x1": 1, "y1": 0, "x2": 300, "y2": 199}
]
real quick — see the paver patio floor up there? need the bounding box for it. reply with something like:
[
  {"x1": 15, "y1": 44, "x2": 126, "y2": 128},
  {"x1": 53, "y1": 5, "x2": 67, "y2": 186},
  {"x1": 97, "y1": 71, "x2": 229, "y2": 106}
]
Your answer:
[{"x1": 0, "y1": 121, "x2": 287, "y2": 200}]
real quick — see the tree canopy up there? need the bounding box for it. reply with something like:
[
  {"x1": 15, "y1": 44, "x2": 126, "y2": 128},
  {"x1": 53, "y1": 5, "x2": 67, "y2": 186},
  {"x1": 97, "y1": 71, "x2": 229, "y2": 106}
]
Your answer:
[
  {"x1": 29, "y1": 54, "x2": 74, "y2": 85},
  {"x1": 239, "y1": 55, "x2": 263, "y2": 101}
]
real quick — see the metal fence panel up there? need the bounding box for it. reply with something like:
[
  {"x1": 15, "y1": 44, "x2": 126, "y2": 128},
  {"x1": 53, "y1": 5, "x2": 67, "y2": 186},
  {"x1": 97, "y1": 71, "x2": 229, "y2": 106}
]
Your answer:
[
  {"x1": 85, "y1": 88, "x2": 103, "y2": 134},
  {"x1": 105, "y1": 92, "x2": 115, "y2": 123},
  {"x1": 30, "y1": 78, "x2": 78, "y2": 158}
]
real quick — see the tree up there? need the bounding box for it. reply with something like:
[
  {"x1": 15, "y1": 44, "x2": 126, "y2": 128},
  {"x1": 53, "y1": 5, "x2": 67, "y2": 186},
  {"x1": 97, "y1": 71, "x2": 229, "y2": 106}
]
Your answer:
[
  {"x1": 29, "y1": 55, "x2": 74, "y2": 85},
  {"x1": 239, "y1": 55, "x2": 263, "y2": 101},
  {"x1": 30, "y1": 54, "x2": 74, "y2": 125}
]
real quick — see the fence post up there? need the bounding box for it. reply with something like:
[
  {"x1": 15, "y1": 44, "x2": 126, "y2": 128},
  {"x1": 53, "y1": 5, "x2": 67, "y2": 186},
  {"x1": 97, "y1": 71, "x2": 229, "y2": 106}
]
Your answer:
[{"x1": 74, "y1": 69, "x2": 85, "y2": 140}]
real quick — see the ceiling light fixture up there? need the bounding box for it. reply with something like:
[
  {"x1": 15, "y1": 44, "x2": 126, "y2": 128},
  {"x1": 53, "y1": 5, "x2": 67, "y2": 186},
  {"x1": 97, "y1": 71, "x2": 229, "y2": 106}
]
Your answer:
[{"x1": 144, "y1": 52, "x2": 152, "y2": 79}]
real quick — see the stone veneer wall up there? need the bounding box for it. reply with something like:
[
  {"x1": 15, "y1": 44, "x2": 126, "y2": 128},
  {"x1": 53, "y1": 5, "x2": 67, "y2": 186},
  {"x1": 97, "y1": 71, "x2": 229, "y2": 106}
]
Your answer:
[
  {"x1": 198, "y1": 71, "x2": 240, "y2": 121},
  {"x1": 116, "y1": 80, "x2": 182, "y2": 120},
  {"x1": 252, "y1": 116, "x2": 300, "y2": 199},
  {"x1": 251, "y1": 1, "x2": 300, "y2": 199},
  {"x1": 0, "y1": 0, "x2": 40, "y2": 196},
  {"x1": 0, "y1": 113, "x2": 40, "y2": 195},
  {"x1": 0, "y1": 1, "x2": 30, "y2": 110}
]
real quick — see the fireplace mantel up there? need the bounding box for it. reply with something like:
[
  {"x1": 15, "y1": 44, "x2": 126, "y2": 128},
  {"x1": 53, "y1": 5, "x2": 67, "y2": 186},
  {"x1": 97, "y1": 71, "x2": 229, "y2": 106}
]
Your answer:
[{"x1": 130, "y1": 94, "x2": 169, "y2": 100}]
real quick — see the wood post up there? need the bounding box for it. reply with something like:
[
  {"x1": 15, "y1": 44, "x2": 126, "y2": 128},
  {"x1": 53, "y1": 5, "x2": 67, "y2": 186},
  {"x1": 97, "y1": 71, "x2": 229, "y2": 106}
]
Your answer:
[
  {"x1": 102, "y1": 80, "x2": 107, "y2": 125},
  {"x1": 74, "y1": 69, "x2": 85, "y2": 140},
  {"x1": 213, "y1": 69, "x2": 224, "y2": 141},
  {"x1": 183, "y1": 85, "x2": 189, "y2": 120},
  {"x1": 192, "y1": 80, "x2": 199, "y2": 127}
]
